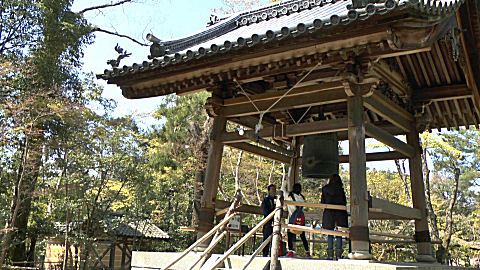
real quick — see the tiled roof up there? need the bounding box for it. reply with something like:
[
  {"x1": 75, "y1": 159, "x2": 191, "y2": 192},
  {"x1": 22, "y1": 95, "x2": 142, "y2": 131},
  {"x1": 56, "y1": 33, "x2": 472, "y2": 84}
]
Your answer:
[
  {"x1": 98, "y1": 0, "x2": 465, "y2": 80},
  {"x1": 54, "y1": 219, "x2": 170, "y2": 240},
  {"x1": 114, "y1": 221, "x2": 170, "y2": 239}
]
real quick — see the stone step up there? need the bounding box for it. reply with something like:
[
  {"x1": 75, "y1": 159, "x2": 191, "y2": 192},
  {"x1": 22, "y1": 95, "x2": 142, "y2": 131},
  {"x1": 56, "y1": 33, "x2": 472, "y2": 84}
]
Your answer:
[{"x1": 132, "y1": 251, "x2": 472, "y2": 270}]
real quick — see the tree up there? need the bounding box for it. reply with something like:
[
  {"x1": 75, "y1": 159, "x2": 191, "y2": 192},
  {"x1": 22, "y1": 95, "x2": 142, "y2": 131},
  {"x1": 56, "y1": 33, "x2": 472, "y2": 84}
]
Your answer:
[
  {"x1": 0, "y1": 0, "x2": 154, "y2": 265},
  {"x1": 421, "y1": 130, "x2": 480, "y2": 264}
]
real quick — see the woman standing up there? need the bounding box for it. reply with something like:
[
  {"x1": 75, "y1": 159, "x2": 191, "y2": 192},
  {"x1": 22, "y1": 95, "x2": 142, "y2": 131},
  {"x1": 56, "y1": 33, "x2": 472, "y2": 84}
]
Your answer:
[
  {"x1": 321, "y1": 174, "x2": 348, "y2": 260},
  {"x1": 282, "y1": 182, "x2": 310, "y2": 258}
]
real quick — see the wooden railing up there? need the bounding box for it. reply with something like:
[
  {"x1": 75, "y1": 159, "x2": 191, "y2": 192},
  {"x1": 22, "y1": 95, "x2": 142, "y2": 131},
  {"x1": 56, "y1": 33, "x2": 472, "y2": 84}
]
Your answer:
[
  {"x1": 206, "y1": 208, "x2": 279, "y2": 270},
  {"x1": 166, "y1": 193, "x2": 427, "y2": 270},
  {"x1": 283, "y1": 200, "x2": 348, "y2": 211},
  {"x1": 161, "y1": 212, "x2": 238, "y2": 270}
]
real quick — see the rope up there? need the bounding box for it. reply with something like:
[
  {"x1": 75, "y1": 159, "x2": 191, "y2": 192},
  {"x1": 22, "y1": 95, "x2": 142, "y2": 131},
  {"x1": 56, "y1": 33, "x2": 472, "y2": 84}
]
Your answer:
[
  {"x1": 234, "y1": 78, "x2": 260, "y2": 113},
  {"x1": 286, "y1": 106, "x2": 312, "y2": 124},
  {"x1": 255, "y1": 61, "x2": 322, "y2": 134}
]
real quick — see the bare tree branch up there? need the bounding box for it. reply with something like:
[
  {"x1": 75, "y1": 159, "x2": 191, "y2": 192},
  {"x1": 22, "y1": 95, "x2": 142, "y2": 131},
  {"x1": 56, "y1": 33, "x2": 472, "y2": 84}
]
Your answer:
[
  {"x1": 91, "y1": 27, "x2": 148, "y2": 46},
  {"x1": 78, "y1": 0, "x2": 133, "y2": 14}
]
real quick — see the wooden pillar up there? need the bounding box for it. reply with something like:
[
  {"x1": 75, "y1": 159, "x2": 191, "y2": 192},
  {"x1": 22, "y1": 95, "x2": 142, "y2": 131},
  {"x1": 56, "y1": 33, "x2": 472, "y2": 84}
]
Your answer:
[
  {"x1": 109, "y1": 242, "x2": 115, "y2": 270},
  {"x1": 197, "y1": 116, "x2": 227, "y2": 243},
  {"x1": 406, "y1": 130, "x2": 436, "y2": 262},
  {"x1": 121, "y1": 238, "x2": 127, "y2": 270},
  {"x1": 288, "y1": 137, "x2": 301, "y2": 190},
  {"x1": 347, "y1": 93, "x2": 372, "y2": 260}
]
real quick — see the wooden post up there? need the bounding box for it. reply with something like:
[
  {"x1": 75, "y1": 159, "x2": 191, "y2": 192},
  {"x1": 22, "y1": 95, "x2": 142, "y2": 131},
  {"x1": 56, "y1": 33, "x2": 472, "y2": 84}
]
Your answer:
[
  {"x1": 121, "y1": 238, "x2": 127, "y2": 270},
  {"x1": 270, "y1": 192, "x2": 284, "y2": 270},
  {"x1": 109, "y1": 242, "x2": 115, "y2": 270},
  {"x1": 309, "y1": 221, "x2": 317, "y2": 256},
  {"x1": 406, "y1": 130, "x2": 436, "y2": 262},
  {"x1": 347, "y1": 92, "x2": 372, "y2": 260},
  {"x1": 198, "y1": 115, "x2": 227, "y2": 244},
  {"x1": 288, "y1": 137, "x2": 301, "y2": 190}
]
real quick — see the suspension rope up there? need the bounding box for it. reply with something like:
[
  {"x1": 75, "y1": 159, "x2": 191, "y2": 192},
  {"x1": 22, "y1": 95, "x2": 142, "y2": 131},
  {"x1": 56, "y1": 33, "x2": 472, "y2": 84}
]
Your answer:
[
  {"x1": 255, "y1": 61, "x2": 322, "y2": 134},
  {"x1": 233, "y1": 78, "x2": 260, "y2": 113}
]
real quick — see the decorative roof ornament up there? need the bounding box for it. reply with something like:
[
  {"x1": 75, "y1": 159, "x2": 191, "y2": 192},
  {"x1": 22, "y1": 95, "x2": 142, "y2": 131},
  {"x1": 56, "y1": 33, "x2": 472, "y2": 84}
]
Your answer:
[
  {"x1": 444, "y1": 27, "x2": 462, "y2": 62},
  {"x1": 147, "y1": 33, "x2": 168, "y2": 59},
  {"x1": 207, "y1": 12, "x2": 231, "y2": 27},
  {"x1": 107, "y1": 44, "x2": 131, "y2": 68}
]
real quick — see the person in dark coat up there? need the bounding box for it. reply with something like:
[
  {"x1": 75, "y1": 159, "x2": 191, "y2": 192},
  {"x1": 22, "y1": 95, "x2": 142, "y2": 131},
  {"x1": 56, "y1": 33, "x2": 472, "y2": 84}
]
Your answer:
[
  {"x1": 261, "y1": 184, "x2": 276, "y2": 257},
  {"x1": 321, "y1": 174, "x2": 348, "y2": 260}
]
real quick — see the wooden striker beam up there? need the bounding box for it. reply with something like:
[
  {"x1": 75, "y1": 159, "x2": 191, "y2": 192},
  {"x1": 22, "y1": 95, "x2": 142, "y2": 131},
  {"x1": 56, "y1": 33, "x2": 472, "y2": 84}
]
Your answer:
[{"x1": 364, "y1": 122, "x2": 415, "y2": 158}]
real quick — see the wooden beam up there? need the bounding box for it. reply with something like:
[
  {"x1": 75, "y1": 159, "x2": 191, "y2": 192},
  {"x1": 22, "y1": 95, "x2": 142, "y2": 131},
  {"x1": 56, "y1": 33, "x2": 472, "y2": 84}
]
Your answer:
[
  {"x1": 364, "y1": 92, "x2": 414, "y2": 132},
  {"x1": 370, "y1": 197, "x2": 421, "y2": 220},
  {"x1": 220, "y1": 89, "x2": 347, "y2": 118},
  {"x1": 226, "y1": 142, "x2": 291, "y2": 164},
  {"x1": 222, "y1": 118, "x2": 348, "y2": 143},
  {"x1": 369, "y1": 60, "x2": 410, "y2": 96},
  {"x1": 370, "y1": 46, "x2": 431, "y2": 59},
  {"x1": 223, "y1": 81, "x2": 344, "y2": 106},
  {"x1": 339, "y1": 151, "x2": 408, "y2": 163},
  {"x1": 216, "y1": 200, "x2": 263, "y2": 216},
  {"x1": 370, "y1": 230, "x2": 414, "y2": 240},
  {"x1": 412, "y1": 84, "x2": 472, "y2": 104},
  {"x1": 284, "y1": 200, "x2": 347, "y2": 211},
  {"x1": 364, "y1": 122, "x2": 415, "y2": 158},
  {"x1": 283, "y1": 224, "x2": 348, "y2": 238},
  {"x1": 237, "y1": 131, "x2": 294, "y2": 156},
  {"x1": 457, "y1": 7, "x2": 480, "y2": 113}
]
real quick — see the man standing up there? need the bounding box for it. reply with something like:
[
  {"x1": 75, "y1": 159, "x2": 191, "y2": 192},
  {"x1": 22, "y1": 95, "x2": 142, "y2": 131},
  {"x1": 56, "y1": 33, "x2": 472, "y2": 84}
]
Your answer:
[{"x1": 261, "y1": 184, "x2": 276, "y2": 257}]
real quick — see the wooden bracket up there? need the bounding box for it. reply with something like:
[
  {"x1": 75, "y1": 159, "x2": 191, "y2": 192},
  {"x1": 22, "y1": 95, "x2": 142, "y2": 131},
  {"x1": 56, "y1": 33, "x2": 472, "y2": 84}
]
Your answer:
[{"x1": 342, "y1": 78, "x2": 378, "y2": 98}]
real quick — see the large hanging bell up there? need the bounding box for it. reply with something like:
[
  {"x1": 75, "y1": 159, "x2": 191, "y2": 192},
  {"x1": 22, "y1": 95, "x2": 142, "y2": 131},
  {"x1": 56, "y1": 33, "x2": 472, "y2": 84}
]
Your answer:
[{"x1": 302, "y1": 133, "x2": 339, "y2": 179}]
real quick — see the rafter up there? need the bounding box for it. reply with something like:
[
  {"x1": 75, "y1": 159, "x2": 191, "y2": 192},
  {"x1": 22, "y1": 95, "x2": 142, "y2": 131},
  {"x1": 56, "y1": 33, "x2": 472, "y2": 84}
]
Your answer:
[
  {"x1": 412, "y1": 84, "x2": 472, "y2": 104},
  {"x1": 364, "y1": 92, "x2": 414, "y2": 132}
]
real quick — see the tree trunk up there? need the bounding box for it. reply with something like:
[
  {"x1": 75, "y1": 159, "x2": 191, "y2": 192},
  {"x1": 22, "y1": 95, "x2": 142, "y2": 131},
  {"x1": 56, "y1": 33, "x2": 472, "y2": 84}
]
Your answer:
[
  {"x1": 395, "y1": 159, "x2": 411, "y2": 203},
  {"x1": 254, "y1": 157, "x2": 262, "y2": 205},
  {"x1": 63, "y1": 152, "x2": 70, "y2": 270},
  {"x1": 442, "y1": 168, "x2": 461, "y2": 265},
  {"x1": 234, "y1": 151, "x2": 243, "y2": 191},
  {"x1": 26, "y1": 235, "x2": 36, "y2": 266},
  {"x1": 0, "y1": 134, "x2": 43, "y2": 269},
  {"x1": 268, "y1": 161, "x2": 276, "y2": 185},
  {"x1": 9, "y1": 135, "x2": 42, "y2": 264},
  {"x1": 190, "y1": 119, "x2": 211, "y2": 227}
]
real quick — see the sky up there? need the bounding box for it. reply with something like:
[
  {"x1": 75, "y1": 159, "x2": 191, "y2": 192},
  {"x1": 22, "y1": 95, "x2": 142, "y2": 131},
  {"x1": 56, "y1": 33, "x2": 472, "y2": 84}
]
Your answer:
[{"x1": 71, "y1": 0, "x2": 399, "y2": 171}]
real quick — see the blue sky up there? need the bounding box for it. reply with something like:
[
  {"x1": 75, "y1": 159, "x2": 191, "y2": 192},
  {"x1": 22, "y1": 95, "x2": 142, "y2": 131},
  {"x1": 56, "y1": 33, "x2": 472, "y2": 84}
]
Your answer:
[
  {"x1": 72, "y1": 0, "x2": 238, "y2": 121},
  {"x1": 72, "y1": 0, "x2": 399, "y2": 171}
]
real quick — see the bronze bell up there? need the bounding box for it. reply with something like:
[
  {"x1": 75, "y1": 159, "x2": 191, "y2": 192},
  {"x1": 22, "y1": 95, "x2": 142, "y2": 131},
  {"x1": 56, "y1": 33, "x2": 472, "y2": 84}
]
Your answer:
[{"x1": 302, "y1": 133, "x2": 339, "y2": 179}]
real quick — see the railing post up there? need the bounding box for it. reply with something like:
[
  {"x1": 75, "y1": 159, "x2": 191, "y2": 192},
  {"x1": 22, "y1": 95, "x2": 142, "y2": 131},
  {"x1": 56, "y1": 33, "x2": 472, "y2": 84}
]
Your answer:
[{"x1": 270, "y1": 191, "x2": 284, "y2": 270}]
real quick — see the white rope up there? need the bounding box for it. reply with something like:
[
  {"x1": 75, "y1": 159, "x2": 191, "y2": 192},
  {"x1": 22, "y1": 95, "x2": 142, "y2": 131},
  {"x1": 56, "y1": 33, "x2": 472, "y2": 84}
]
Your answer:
[
  {"x1": 234, "y1": 78, "x2": 260, "y2": 113},
  {"x1": 255, "y1": 61, "x2": 322, "y2": 134},
  {"x1": 286, "y1": 106, "x2": 312, "y2": 125}
]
